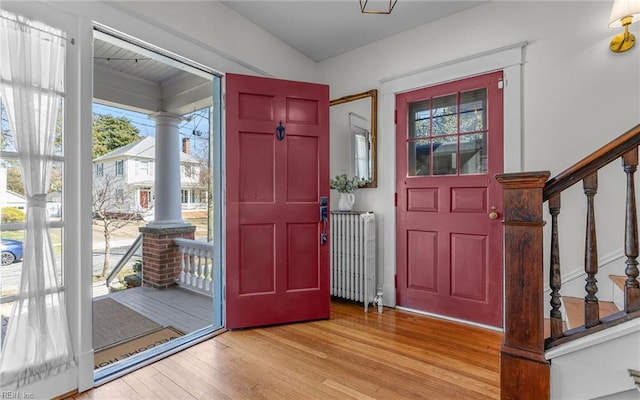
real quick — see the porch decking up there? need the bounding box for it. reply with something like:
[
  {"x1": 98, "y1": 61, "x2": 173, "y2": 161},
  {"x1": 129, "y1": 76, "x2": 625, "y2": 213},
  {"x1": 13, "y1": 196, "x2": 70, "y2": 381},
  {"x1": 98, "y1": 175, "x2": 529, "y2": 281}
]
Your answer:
[
  {"x1": 97, "y1": 286, "x2": 213, "y2": 334},
  {"x1": 75, "y1": 300, "x2": 502, "y2": 400}
]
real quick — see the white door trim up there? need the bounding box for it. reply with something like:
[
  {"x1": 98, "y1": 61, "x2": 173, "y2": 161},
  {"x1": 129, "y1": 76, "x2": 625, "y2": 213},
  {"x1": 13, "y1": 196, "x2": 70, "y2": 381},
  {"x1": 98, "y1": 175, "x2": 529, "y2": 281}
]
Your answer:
[{"x1": 379, "y1": 42, "x2": 526, "y2": 308}]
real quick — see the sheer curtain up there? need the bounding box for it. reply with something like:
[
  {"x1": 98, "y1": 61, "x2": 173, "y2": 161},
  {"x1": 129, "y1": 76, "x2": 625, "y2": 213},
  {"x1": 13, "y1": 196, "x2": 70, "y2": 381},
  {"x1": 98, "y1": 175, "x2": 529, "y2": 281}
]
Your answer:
[{"x1": 0, "y1": 11, "x2": 75, "y2": 388}]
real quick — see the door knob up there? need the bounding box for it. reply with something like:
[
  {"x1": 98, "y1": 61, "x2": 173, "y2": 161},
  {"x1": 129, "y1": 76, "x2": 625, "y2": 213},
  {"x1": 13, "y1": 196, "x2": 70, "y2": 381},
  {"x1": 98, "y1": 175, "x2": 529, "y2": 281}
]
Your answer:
[{"x1": 488, "y1": 206, "x2": 499, "y2": 220}]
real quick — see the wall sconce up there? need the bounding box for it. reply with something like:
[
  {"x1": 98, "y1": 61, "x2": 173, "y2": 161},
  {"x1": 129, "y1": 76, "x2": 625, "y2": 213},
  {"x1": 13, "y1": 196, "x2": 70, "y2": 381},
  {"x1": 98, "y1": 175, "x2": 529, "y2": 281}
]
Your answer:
[
  {"x1": 360, "y1": 0, "x2": 397, "y2": 15},
  {"x1": 609, "y1": 0, "x2": 640, "y2": 52}
]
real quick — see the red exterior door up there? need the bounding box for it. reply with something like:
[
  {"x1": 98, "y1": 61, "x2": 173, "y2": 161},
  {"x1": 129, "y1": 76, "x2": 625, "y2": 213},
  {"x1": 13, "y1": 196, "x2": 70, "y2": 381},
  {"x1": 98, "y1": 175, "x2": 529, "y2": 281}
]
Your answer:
[
  {"x1": 396, "y1": 71, "x2": 504, "y2": 327},
  {"x1": 139, "y1": 190, "x2": 150, "y2": 209},
  {"x1": 225, "y1": 73, "x2": 330, "y2": 329}
]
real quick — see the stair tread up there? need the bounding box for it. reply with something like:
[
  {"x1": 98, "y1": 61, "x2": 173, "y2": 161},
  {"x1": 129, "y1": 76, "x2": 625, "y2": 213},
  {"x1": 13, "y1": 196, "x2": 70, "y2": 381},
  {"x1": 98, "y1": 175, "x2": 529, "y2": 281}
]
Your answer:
[
  {"x1": 609, "y1": 274, "x2": 640, "y2": 291},
  {"x1": 563, "y1": 296, "x2": 620, "y2": 330},
  {"x1": 609, "y1": 275, "x2": 627, "y2": 291}
]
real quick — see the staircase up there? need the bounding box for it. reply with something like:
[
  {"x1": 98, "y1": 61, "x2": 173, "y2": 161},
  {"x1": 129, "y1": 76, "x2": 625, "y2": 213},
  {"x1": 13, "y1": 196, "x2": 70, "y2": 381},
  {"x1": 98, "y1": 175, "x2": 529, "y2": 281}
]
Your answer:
[
  {"x1": 547, "y1": 275, "x2": 640, "y2": 399},
  {"x1": 496, "y1": 124, "x2": 640, "y2": 400}
]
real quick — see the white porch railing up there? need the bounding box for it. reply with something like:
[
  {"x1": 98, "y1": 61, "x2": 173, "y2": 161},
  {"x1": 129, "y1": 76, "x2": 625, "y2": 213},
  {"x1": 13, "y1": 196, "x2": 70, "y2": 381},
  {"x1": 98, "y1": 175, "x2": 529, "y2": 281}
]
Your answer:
[{"x1": 173, "y1": 238, "x2": 214, "y2": 295}]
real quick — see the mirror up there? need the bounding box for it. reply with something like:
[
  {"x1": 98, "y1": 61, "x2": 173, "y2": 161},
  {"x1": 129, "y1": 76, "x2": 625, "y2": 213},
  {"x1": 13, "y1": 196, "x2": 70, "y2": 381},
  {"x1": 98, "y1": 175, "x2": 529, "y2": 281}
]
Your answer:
[{"x1": 330, "y1": 89, "x2": 377, "y2": 188}]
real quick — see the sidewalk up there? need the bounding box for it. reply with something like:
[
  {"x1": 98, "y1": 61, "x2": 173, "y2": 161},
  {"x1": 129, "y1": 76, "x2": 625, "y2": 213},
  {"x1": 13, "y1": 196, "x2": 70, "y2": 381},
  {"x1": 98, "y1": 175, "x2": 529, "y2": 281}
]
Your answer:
[{"x1": 92, "y1": 238, "x2": 137, "y2": 252}]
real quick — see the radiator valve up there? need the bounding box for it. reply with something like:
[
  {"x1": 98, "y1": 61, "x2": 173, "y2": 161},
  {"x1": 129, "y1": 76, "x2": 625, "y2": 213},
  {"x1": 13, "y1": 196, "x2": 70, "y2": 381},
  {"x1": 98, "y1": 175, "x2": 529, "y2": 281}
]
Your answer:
[{"x1": 373, "y1": 291, "x2": 383, "y2": 313}]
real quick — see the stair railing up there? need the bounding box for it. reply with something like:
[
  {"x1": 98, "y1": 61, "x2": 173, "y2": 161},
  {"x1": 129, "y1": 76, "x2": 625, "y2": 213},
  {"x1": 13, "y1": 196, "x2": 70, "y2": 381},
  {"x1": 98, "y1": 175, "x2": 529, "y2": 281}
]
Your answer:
[
  {"x1": 496, "y1": 123, "x2": 640, "y2": 400},
  {"x1": 105, "y1": 234, "x2": 143, "y2": 289}
]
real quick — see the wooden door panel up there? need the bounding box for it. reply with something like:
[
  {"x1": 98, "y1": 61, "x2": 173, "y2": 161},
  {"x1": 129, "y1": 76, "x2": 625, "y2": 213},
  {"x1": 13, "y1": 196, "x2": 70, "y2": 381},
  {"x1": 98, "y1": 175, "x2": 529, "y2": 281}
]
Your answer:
[
  {"x1": 396, "y1": 71, "x2": 503, "y2": 327},
  {"x1": 407, "y1": 188, "x2": 439, "y2": 212},
  {"x1": 286, "y1": 223, "x2": 319, "y2": 290},
  {"x1": 286, "y1": 97, "x2": 319, "y2": 125},
  {"x1": 226, "y1": 73, "x2": 330, "y2": 329},
  {"x1": 407, "y1": 230, "x2": 438, "y2": 292},
  {"x1": 239, "y1": 132, "x2": 274, "y2": 203},
  {"x1": 239, "y1": 93, "x2": 275, "y2": 121},
  {"x1": 450, "y1": 233, "x2": 487, "y2": 301},
  {"x1": 286, "y1": 136, "x2": 318, "y2": 202},
  {"x1": 239, "y1": 224, "x2": 275, "y2": 294},
  {"x1": 451, "y1": 187, "x2": 487, "y2": 213}
]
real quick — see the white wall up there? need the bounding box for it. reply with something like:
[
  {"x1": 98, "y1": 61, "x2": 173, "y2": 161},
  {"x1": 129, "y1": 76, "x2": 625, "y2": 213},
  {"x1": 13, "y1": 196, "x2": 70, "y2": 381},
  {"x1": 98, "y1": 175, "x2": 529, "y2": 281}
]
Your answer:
[
  {"x1": 87, "y1": 0, "x2": 320, "y2": 82},
  {"x1": 319, "y1": 1, "x2": 640, "y2": 307}
]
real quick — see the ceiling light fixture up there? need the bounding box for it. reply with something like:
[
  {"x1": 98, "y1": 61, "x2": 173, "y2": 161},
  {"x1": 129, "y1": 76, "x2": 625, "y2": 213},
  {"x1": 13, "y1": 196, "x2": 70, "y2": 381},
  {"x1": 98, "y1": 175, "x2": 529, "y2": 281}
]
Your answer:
[
  {"x1": 360, "y1": 0, "x2": 397, "y2": 15},
  {"x1": 609, "y1": 0, "x2": 640, "y2": 52}
]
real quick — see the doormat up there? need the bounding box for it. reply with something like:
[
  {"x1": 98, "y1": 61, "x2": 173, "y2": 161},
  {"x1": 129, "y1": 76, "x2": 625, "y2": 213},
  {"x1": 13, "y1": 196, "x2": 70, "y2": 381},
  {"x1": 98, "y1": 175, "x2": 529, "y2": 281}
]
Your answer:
[
  {"x1": 93, "y1": 297, "x2": 161, "y2": 350},
  {"x1": 94, "y1": 326, "x2": 184, "y2": 369}
]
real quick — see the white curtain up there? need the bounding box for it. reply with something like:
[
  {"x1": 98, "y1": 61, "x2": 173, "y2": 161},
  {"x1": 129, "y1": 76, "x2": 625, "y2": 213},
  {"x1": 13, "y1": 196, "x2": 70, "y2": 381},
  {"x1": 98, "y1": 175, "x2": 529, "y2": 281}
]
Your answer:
[{"x1": 0, "y1": 11, "x2": 75, "y2": 388}]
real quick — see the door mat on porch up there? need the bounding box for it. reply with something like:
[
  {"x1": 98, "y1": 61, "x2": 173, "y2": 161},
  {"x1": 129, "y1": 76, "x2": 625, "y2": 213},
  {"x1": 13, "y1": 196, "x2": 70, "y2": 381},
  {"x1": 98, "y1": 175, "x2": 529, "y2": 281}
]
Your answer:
[
  {"x1": 93, "y1": 297, "x2": 161, "y2": 350},
  {"x1": 94, "y1": 326, "x2": 184, "y2": 369}
]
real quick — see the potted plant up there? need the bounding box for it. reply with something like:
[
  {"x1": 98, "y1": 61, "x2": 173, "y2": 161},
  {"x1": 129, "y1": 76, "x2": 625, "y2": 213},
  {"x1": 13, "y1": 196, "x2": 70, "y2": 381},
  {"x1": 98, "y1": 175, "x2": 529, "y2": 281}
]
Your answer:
[{"x1": 330, "y1": 173, "x2": 361, "y2": 211}]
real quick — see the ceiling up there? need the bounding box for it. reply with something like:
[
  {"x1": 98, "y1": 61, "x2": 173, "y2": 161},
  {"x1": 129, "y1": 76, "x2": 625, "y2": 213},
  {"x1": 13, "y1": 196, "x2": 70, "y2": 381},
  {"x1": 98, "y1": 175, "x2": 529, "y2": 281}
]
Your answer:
[
  {"x1": 91, "y1": 1, "x2": 487, "y2": 114},
  {"x1": 221, "y1": 1, "x2": 487, "y2": 62}
]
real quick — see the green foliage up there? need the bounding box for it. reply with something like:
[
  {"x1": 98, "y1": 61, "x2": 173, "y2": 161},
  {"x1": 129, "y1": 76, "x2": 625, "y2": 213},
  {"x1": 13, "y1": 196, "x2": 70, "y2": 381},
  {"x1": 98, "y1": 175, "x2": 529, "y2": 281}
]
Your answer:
[
  {"x1": 92, "y1": 114, "x2": 142, "y2": 158},
  {"x1": 5, "y1": 165, "x2": 24, "y2": 195},
  {"x1": 330, "y1": 173, "x2": 361, "y2": 193},
  {"x1": 1, "y1": 207, "x2": 25, "y2": 223}
]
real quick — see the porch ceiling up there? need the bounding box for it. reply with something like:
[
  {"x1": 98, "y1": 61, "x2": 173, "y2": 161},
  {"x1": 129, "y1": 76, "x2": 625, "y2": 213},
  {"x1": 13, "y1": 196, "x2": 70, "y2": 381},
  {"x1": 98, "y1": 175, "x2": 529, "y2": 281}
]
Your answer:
[{"x1": 93, "y1": 33, "x2": 212, "y2": 116}]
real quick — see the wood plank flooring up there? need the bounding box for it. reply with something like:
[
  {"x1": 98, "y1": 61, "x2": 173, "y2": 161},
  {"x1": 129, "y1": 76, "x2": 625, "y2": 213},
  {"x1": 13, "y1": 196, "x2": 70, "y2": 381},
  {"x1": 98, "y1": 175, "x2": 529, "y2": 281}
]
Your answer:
[
  {"x1": 73, "y1": 300, "x2": 502, "y2": 400},
  {"x1": 107, "y1": 286, "x2": 213, "y2": 333}
]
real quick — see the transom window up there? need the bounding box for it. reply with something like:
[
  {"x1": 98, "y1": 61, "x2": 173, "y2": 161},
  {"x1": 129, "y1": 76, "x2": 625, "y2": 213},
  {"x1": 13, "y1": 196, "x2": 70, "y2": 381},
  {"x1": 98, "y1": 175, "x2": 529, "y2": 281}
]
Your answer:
[{"x1": 407, "y1": 88, "x2": 487, "y2": 176}]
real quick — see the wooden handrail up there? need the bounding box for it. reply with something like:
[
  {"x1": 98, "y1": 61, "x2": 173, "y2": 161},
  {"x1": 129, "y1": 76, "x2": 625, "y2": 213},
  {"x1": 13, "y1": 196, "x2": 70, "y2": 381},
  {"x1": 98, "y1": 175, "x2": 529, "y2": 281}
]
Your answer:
[
  {"x1": 544, "y1": 123, "x2": 640, "y2": 200},
  {"x1": 497, "y1": 123, "x2": 640, "y2": 400}
]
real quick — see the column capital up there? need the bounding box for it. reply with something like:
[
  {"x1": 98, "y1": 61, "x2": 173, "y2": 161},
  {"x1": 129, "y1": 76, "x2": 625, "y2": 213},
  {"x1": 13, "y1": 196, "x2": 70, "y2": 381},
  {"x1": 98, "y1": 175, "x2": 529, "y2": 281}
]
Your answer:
[{"x1": 149, "y1": 111, "x2": 187, "y2": 124}]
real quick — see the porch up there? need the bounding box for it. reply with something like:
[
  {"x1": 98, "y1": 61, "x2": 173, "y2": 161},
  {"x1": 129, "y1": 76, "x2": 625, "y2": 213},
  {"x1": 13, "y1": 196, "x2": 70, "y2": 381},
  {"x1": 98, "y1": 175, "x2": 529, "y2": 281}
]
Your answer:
[
  {"x1": 75, "y1": 300, "x2": 503, "y2": 400},
  {"x1": 93, "y1": 286, "x2": 213, "y2": 336}
]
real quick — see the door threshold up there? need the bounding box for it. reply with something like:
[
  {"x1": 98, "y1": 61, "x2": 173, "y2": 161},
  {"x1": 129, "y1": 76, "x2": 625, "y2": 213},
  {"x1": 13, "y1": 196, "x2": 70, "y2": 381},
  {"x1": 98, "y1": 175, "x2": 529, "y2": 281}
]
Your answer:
[
  {"x1": 395, "y1": 306, "x2": 504, "y2": 332},
  {"x1": 94, "y1": 325, "x2": 226, "y2": 387}
]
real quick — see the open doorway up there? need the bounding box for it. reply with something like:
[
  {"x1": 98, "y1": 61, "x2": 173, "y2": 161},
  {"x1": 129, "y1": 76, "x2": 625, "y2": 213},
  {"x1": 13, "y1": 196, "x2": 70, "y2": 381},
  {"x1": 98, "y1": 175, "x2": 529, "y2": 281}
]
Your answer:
[{"x1": 90, "y1": 28, "x2": 223, "y2": 384}]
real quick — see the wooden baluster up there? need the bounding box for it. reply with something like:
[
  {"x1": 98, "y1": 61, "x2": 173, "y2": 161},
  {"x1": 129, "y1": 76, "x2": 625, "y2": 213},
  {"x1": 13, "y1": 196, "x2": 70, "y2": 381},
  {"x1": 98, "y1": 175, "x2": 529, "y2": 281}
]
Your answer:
[
  {"x1": 548, "y1": 193, "x2": 563, "y2": 339},
  {"x1": 623, "y1": 149, "x2": 640, "y2": 312},
  {"x1": 187, "y1": 247, "x2": 195, "y2": 287},
  {"x1": 179, "y1": 245, "x2": 187, "y2": 284},
  {"x1": 196, "y1": 249, "x2": 204, "y2": 289},
  {"x1": 583, "y1": 173, "x2": 600, "y2": 328},
  {"x1": 203, "y1": 252, "x2": 211, "y2": 292}
]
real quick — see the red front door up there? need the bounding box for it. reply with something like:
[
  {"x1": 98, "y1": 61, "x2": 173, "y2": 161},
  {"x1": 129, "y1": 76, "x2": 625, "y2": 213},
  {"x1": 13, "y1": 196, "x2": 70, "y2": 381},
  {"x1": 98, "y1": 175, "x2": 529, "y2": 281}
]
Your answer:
[
  {"x1": 396, "y1": 71, "x2": 504, "y2": 327},
  {"x1": 225, "y1": 73, "x2": 330, "y2": 329}
]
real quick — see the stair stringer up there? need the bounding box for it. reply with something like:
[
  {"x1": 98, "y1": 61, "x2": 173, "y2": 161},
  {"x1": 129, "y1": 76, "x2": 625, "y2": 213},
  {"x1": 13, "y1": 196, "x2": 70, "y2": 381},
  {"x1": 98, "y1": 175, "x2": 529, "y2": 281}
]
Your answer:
[{"x1": 546, "y1": 318, "x2": 640, "y2": 400}]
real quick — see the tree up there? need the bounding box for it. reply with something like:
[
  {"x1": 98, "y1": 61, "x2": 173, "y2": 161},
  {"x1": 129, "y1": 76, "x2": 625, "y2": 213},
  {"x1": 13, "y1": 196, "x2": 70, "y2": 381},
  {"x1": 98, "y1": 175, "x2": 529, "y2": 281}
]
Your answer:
[
  {"x1": 93, "y1": 114, "x2": 142, "y2": 158},
  {"x1": 92, "y1": 171, "x2": 144, "y2": 277}
]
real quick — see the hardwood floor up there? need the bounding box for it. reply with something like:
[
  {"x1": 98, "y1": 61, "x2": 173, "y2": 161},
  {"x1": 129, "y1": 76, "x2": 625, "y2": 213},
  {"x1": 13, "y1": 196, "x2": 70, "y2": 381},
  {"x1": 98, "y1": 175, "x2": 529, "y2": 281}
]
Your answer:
[{"x1": 73, "y1": 300, "x2": 502, "y2": 399}]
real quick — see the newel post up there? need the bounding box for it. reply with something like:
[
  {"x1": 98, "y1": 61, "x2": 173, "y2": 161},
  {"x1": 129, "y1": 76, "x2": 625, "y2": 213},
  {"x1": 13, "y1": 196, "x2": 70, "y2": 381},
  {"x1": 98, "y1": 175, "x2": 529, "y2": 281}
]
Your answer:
[{"x1": 495, "y1": 171, "x2": 551, "y2": 400}]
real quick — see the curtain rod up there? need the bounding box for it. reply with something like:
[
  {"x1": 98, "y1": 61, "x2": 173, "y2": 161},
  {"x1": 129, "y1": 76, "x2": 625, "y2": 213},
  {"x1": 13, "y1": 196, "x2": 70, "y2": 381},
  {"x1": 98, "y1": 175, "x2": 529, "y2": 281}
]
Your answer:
[{"x1": 0, "y1": 14, "x2": 75, "y2": 45}]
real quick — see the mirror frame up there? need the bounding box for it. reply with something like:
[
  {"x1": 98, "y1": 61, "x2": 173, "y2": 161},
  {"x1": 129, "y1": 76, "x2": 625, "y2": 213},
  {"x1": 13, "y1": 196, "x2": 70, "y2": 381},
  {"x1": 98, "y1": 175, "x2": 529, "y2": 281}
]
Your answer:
[{"x1": 329, "y1": 89, "x2": 378, "y2": 188}]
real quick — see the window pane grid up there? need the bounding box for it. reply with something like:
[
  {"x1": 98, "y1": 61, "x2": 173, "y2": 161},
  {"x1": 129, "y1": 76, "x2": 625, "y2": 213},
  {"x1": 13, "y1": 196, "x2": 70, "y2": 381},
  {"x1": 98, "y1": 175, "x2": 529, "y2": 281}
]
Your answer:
[{"x1": 407, "y1": 88, "x2": 488, "y2": 177}]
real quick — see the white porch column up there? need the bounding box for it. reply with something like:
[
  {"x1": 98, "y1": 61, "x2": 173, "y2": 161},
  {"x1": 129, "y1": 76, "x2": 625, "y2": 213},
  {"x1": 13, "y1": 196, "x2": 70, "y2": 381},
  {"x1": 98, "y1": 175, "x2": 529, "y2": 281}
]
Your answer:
[{"x1": 148, "y1": 112, "x2": 186, "y2": 227}]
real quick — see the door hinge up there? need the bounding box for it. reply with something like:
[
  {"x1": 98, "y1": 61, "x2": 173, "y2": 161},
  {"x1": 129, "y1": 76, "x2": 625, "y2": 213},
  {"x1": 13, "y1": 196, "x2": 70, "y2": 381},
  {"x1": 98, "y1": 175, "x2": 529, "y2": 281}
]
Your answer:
[
  {"x1": 394, "y1": 192, "x2": 398, "y2": 206},
  {"x1": 498, "y1": 79, "x2": 506, "y2": 89},
  {"x1": 394, "y1": 275, "x2": 397, "y2": 289},
  {"x1": 394, "y1": 110, "x2": 397, "y2": 124}
]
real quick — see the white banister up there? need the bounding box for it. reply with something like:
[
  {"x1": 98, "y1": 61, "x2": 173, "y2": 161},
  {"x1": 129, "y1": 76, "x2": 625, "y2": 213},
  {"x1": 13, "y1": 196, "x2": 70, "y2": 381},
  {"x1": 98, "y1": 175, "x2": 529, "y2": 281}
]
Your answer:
[{"x1": 174, "y1": 238, "x2": 214, "y2": 295}]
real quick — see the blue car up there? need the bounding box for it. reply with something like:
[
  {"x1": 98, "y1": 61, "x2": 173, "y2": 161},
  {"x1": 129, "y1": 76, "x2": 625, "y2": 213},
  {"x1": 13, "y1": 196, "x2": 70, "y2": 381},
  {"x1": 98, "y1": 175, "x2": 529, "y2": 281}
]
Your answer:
[{"x1": 1, "y1": 239, "x2": 23, "y2": 266}]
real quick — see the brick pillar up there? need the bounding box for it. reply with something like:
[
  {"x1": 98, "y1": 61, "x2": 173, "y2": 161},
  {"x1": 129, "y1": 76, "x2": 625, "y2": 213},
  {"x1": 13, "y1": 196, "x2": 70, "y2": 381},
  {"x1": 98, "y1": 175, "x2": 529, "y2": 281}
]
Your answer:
[{"x1": 139, "y1": 225, "x2": 196, "y2": 289}]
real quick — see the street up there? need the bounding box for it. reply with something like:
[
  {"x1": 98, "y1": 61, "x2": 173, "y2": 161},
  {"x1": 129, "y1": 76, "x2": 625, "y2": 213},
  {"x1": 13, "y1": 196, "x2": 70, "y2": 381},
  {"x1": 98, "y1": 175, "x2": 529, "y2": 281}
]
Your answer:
[{"x1": 0, "y1": 245, "x2": 141, "y2": 296}]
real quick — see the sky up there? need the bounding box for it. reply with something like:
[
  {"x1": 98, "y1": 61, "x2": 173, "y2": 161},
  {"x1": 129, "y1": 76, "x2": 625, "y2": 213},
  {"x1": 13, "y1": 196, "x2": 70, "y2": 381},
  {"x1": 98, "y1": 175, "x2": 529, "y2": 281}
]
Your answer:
[{"x1": 92, "y1": 103, "x2": 211, "y2": 159}]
